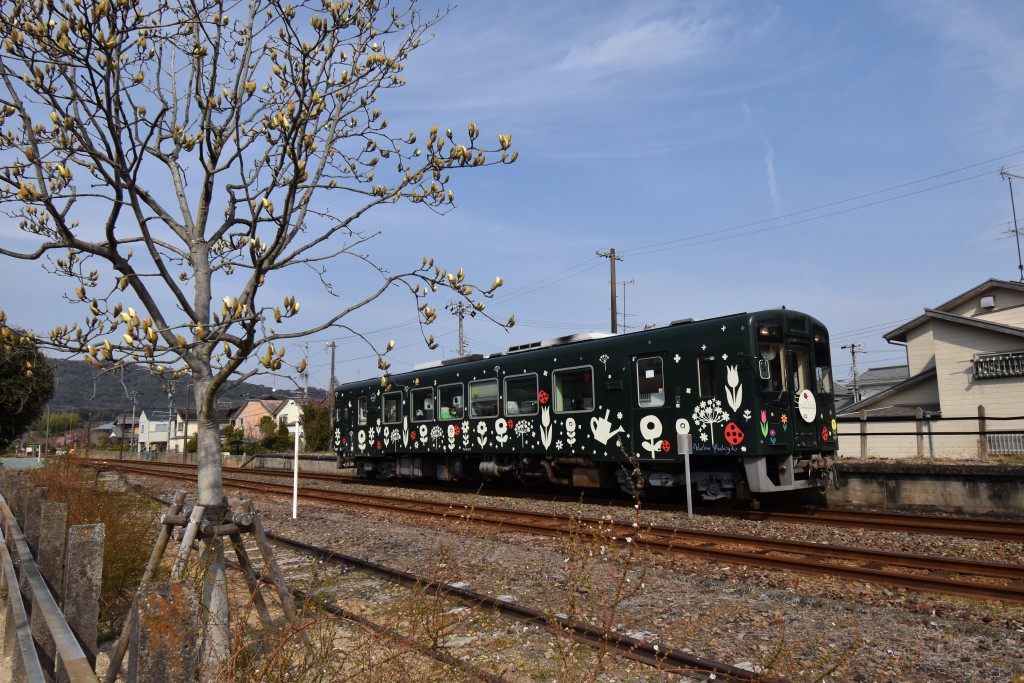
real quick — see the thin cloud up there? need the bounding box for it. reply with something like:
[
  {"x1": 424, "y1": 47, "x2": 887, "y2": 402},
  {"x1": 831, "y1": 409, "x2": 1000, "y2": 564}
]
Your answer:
[{"x1": 557, "y1": 17, "x2": 722, "y2": 74}]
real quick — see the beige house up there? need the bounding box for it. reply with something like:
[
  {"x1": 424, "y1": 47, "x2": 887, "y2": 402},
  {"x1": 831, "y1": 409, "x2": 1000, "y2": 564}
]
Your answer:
[
  {"x1": 839, "y1": 279, "x2": 1024, "y2": 458},
  {"x1": 231, "y1": 398, "x2": 284, "y2": 440}
]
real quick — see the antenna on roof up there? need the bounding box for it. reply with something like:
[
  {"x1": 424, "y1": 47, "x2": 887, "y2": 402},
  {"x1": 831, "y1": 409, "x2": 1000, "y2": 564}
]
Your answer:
[{"x1": 999, "y1": 167, "x2": 1024, "y2": 282}]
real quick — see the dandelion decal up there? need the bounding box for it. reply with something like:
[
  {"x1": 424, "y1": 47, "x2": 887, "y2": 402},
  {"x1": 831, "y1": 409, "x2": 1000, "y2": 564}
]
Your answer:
[
  {"x1": 514, "y1": 420, "x2": 533, "y2": 446},
  {"x1": 599, "y1": 354, "x2": 610, "y2": 369},
  {"x1": 430, "y1": 425, "x2": 443, "y2": 447},
  {"x1": 693, "y1": 398, "x2": 730, "y2": 446}
]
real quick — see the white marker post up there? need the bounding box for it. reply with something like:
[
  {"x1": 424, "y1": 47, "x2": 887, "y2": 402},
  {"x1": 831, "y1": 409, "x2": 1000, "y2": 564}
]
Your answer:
[
  {"x1": 292, "y1": 419, "x2": 301, "y2": 519},
  {"x1": 678, "y1": 433, "x2": 694, "y2": 518}
]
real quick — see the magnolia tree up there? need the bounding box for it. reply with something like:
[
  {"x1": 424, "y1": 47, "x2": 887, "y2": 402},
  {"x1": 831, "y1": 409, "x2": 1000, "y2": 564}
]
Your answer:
[{"x1": 0, "y1": 0, "x2": 515, "y2": 670}]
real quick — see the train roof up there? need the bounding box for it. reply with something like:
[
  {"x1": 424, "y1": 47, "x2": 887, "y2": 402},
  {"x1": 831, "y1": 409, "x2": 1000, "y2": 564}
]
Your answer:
[{"x1": 348, "y1": 307, "x2": 825, "y2": 390}]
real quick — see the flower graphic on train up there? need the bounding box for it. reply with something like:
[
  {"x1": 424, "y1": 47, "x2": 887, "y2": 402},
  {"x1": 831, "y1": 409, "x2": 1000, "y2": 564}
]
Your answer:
[
  {"x1": 781, "y1": 413, "x2": 789, "y2": 431},
  {"x1": 538, "y1": 390, "x2": 549, "y2": 405},
  {"x1": 769, "y1": 428, "x2": 777, "y2": 445},
  {"x1": 430, "y1": 425, "x2": 443, "y2": 447},
  {"x1": 494, "y1": 418, "x2": 510, "y2": 445},
  {"x1": 693, "y1": 398, "x2": 729, "y2": 445},
  {"x1": 514, "y1": 419, "x2": 533, "y2": 445},
  {"x1": 475, "y1": 421, "x2": 489, "y2": 447},
  {"x1": 759, "y1": 410, "x2": 769, "y2": 438}
]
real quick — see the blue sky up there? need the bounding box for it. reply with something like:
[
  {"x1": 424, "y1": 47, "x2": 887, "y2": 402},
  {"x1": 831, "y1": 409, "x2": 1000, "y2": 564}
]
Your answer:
[{"x1": 4, "y1": 0, "x2": 1024, "y2": 396}]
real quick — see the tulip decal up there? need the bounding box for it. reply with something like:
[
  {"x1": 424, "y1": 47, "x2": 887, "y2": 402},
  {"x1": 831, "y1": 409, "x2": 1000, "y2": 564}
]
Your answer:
[
  {"x1": 759, "y1": 410, "x2": 769, "y2": 438},
  {"x1": 725, "y1": 364, "x2": 742, "y2": 412}
]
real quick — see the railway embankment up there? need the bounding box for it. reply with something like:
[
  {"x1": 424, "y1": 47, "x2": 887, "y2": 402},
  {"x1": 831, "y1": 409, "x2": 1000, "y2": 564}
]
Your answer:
[{"x1": 832, "y1": 458, "x2": 1024, "y2": 516}]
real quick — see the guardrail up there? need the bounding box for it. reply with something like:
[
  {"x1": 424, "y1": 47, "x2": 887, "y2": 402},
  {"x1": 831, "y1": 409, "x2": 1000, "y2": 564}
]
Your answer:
[{"x1": 0, "y1": 494, "x2": 98, "y2": 683}]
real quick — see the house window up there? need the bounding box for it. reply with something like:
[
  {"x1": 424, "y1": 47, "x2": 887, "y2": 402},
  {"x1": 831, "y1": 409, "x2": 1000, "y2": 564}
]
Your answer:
[{"x1": 974, "y1": 351, "x2": 1024, "y2": 379}]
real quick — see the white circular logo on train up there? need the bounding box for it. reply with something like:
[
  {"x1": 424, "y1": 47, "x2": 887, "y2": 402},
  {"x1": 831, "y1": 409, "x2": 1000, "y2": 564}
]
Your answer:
[{"x1": 797, "y1": 390, "x2": 816, "y2": 423}]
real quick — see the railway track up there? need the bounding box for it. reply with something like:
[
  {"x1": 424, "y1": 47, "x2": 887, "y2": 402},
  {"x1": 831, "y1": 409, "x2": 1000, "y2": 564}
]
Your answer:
[
  {"x1": 74, "y1": 457, "x2": 1024, "y2": 542},
  {"x1": 82, "y1": 458, "x2": 1024, "y2": 605},
  {"x1": 253, "y1": 530, "x2": 775, "y2": 682}
]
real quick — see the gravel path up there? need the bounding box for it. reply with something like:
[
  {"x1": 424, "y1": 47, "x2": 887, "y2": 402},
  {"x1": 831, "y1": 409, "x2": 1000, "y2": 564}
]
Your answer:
[{"x1": 212, "y1": 479, "x2": 1024, "y2": 682}]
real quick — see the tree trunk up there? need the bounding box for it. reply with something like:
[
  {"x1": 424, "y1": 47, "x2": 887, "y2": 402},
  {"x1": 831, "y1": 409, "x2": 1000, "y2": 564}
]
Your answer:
[{"x1": 192, "y1": 373, "x2": 232, "y2": 675}]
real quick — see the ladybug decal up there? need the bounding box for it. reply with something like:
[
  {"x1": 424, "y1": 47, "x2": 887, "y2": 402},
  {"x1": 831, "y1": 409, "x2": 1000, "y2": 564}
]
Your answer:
[
  {"x1": 821, "y1": 426, "x2": 830, "y2": 441},
  {"x1": 660, "y1": 439, "x2": 671, "y2": 453},
  {"x1": 539, "y1": 390, "x2": 549, "y2": 405},
  {"x1": 723, "y1": 422, "x2": 744, "y2": 446}
]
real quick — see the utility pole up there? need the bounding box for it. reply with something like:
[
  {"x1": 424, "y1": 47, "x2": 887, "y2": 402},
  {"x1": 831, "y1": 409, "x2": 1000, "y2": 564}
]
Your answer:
[
  {"x1": 446, "y1": 301, "x2": 474, "y2": 356},
  {"x1": 596, "y1": 248, "x2": 623, "y2": 333},
  {"x1": 841, "y1": 343, "x2": 865, "y2": 402},
  {"x1": 1000, "y1": 168, "x2": 1024, "y2": 282},
  {"x1": 617, "y1": 279, "x2": 634, "y2": 332},
  {"x1": 328, "y1": 340, "x2": 337, "y2": 450}
]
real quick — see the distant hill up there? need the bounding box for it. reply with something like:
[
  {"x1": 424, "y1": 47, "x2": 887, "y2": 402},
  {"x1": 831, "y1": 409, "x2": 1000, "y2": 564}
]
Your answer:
[{"x1": 47, "y1": 360, "x2": 326, "y2": 419}]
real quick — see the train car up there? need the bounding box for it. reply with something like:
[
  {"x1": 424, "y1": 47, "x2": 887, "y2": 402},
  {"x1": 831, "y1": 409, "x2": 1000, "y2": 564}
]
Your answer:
[{"x1": 333, "y1": 308, "x2": 838, "y2": 503}]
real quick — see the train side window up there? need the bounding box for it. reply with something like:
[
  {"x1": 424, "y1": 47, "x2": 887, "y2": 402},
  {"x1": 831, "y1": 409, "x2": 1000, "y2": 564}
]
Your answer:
[
  {"x1": 636, "y1": 356, "x2": 665, "y2": 407},
  {"x1": 505, "y1": 373, "x2": 539, "y2": 416},
  {"x1": 813, "y1": 325, "x2": 834, "y2": 394},
  {"x1": 552, "y1": 366, "x2": 594, "y2": 413},
  {"x1": 382, "y1": 391, "x2": 402, "y2": 424},
  {"x1": 357, "y1": 396, "x2": 368, "y2": 426},
  {"x1": 411, "y1": 387, "x2": 434, "y2": 422},
  {"x1": 469, "y1": 379, "x2": 498, "y2": 418},
  {"x1": 438, "y1": 383, "x2": 464, "y2": 420},
  {"x1": 696, "y1": 356, "x2": 717, "y2": 397}
]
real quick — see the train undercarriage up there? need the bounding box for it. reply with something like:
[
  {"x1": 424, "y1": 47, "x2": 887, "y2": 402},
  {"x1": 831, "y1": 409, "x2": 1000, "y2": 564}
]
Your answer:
[{"x1": 349, "y1": 451, "x2": 837, "y2": 502}]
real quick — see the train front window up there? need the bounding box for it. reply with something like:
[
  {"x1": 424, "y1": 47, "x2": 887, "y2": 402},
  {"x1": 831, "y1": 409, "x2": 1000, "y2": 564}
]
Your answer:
[
  {"x1": 505, "y1": 374, "x2": 539, "y2": 416},
  {"x1": 636, "y1": 356, "x2": 665, "y2": 407},
  {"x1": 552, "y1": 366, "x2": 594, "y2": 413},
  {"x1": 789, "y1": 347, "x2": 812, "y2": 393},
  {"x1": 469, "y1": 379, "x2": 498, "y2": 418}
]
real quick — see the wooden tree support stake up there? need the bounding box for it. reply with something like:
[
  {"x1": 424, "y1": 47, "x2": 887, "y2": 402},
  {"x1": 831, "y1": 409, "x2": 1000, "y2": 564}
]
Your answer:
[{"x1": 107, "y1": 493, "x2": 305, "y2": 682}]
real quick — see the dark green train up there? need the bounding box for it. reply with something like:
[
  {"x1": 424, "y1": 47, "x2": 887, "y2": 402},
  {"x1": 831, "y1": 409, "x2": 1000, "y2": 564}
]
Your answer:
[{"x1": 333, "y1": 308, "x2": 838, "y2": 502}]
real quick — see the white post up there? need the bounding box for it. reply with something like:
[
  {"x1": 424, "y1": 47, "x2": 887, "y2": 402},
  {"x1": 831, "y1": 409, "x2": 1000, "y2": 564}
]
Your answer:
[
  {"x1": 684, "y1": 452, "x2": 693, "y2": 519},
  {"x1": 292, "y1": 419, "x2": 300, "y2": 519}
]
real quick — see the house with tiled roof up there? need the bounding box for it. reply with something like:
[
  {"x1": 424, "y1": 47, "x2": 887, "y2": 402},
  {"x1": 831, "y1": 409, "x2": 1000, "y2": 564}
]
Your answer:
[
  {"x1": 230, "y1": 397, "x2": 284, "y2": 440},
  {"x1": 839, "y1": 279, "x2": 1024, "y2": 457},
  {"x1": 851, "y1": 365, "x2": 910, "y2": 404}
]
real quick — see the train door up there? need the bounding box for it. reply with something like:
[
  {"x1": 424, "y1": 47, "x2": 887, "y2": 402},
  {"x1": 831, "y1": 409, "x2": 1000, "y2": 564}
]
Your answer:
[
  {"x1": 631, "y1": 354, "x2": 672, "y2": 460},
  {"x1": 787, "y1": 343, "x2": 821, "y2": 450}
]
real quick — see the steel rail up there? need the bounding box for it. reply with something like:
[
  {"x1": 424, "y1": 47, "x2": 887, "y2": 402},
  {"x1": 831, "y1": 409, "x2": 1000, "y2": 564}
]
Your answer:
[
  {"x1": 90, "y1": 460, "x2": 1024, "y2": 603},
  {"x1": 268, "y1": 533, "x2": 775, "y2": 682},
  {"x1": 78, "y1": 457, "x2": 1024, "y2": 542}
]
